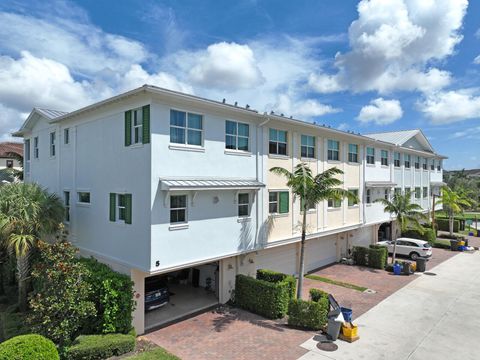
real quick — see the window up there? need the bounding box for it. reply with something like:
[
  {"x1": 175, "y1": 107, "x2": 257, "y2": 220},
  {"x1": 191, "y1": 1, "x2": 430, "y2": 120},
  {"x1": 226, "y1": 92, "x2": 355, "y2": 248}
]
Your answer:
[
  {"x1": 170, "y1": 195, "x2": 187, "y2": 224},
  {"x1": 109, "y1": 193, "x2": 132, "y2": 224},
  {"x1": 269, "y1": 129, "x2": 288, "y2": 155},
  {"x1": 431, "y1": 159, "x2": 435, "y2": 171},
  {"x1": 348, "y1": 189, "x2": 358, "y2": 206},
  {"x1": 125, "y1": 105, "x2": 150, "y2": 146},
  {"x1": 348, "y1": 144, "x2": 359, "y2": 163},
  {"x1": 34, "y1": 137, "x2": 39, "y2": 158},
  {"x1": 269, "y1": 191, "x2": 289, "y2": 214},
  {"x1": 394, "y1": 188, "x2": 402, "y2": 197},
  {"x1": 366, "y1": 189, "x2": 371, "y2": 204},
  {"x1": 64, "y1": 191, "x2": 70, "y2": 222},
  {"x1": 423, "y1": 187, "x2": 428, "y2": 198},
  {"x1": 381, "y1": 150, "x2": 389, "y2": 166},
  {"x1": 50, "y1": 132, "x2": 56, "y2": 157},
  {"x1": 394, "y1": 152, "x2": 401, "y2": 167},
  {"x1": 6, "y1": 160, "x2": 13, "y2": 168},
  {"x1": 301, "y1": 135, "x2": 315, "y2": 158},
  {"x1": 117, "y1": 194, "x2": 127, "y2": 221},
  {"x1": 77, "y1": 192, "x2": 90, "y2": 204},
  {"x1": 328, "y1": 198, "x2": 342, "y2": 208},
  {"x1": 437, "y1": 160, "x2": 441, "y2": 171},
  {"x1": 384, "y1": 188, "x2": 390, "y2": 200},
  {"x1": 327, "y1": 140, "x2": 340, "y2": 161},
  {"x1": 64, "y1": 128, "x2": 70, "y2": 145},
  {"x1": 170, "y1": 109, "x2": 203, "y2": 146},
  {"x1": 366, "y1": 147, "x2": 375, "y2": 164},
  {"x1": 404, "y1": 154, "x2": 411, "y2": 168},
  {"x1": 132, "y1": 108, "x2": 143, "y2": 144},
  {"x1": 415, "y1": 156, "x2": 420, "y2": 169},
  {"x1": 422, "y1": 157, "x2": 428, "y2": 170},
  {"x1": 225, "y1": 120, "x2": 249, "y2": 151},
  {"x1": 238, "y1": 193, "x2": 250, "y2": 217},
  {"x1": 415, "y1": 187, "x2": 421, "y2": 199},
  {"x1": 405, "y1": 187, "x2": 411, "y2": 198},
  {"x1": 25, "y1": 139, "x2": 30, "y2": 173}
]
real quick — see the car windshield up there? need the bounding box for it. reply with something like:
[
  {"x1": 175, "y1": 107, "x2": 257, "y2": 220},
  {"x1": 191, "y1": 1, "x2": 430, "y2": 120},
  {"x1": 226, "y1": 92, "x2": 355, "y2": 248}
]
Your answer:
[
  {"x1": 145, "y1": 278, "x2": 167, "y2": 292},
  {"x1": 423, "y1": 243, "x2": 432, "y2": 248}
]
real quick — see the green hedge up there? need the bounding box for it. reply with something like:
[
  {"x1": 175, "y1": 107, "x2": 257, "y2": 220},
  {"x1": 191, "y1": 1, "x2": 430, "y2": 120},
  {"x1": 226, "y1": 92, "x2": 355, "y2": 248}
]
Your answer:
[
  {"x1": 66, "y1": 333, "x2": 135, "y2": 360},
  {"x1": 353, "y1": 246, "x2": 387, "y2": 269},
  {"x1": 369, "y1": 245, "x2": 388, "y2": 268},
  {"x1": 79, "y1": 258, "x2": 135, "y2": 334},
  {"x1": 402, "y1": 227, "x2": 436, "y2": 244},
  {"x1": 287, "y1": 297, "x2": 329, "y2": 330},
  {"x1": 256, "y1": 269, "x2": 296, "y2": 301},
  {"x1": 433, "y1": 241, "x2": 451, "y2": 249},
  {"x1": 436, "y1": 218, "x2": 459, "y2": 232},
  {"x1": 235, "y1": 274, "x2": 290, "y2": 319},
  {"x1": 309, "y1": 288, "x2": 329, "y2": 302},
  {"x1": 0, "y1": 334, "x2": 59, "y2": 360}
]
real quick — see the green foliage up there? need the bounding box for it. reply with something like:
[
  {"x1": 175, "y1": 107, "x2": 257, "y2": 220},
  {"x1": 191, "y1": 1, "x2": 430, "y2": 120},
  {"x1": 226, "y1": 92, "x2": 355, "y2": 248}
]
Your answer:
[
  {"x1": 353, "y1": 246, "x2": 387, "y2": 269},
  {"x1": 402, "y1": 227, "x2": 437, "y2": 244},
  {"x1": 436, "y1": 218, "x2": 459, "y2": 232},
  {"x1": 125, "y1": 347, "x2": 181, "y2": 360},
  {"x1": 369, "y1": 244, "x2": 389, "y2": 267},
  {"x1": 287, "y1": 296, "x2": 329, "y2": 330},
  {"x1": 79, "y1": 257, "x2": 135, "y2": 334},
  {"x1": 309, "y1": 288, "x2": 329, "y2": 302},
  {"x1": 305, "y1": 274, "x2": 368, "y2": 292},
  {"x1": 433, "y1": 241, "x2": 451, "y2": 249},
  {"x1": 256, "y1": 269, "x2": 296, "y2": 301},
  {"x1": 1, "y1": 305, "x2": 29, "y2": 341},
  {"x1": 28, "y1": 241, "x2": 96, "y2": 347},
  {"x1": 0, "y1": 334, "x2": 59, "y2": 360},
  {"x1": 65, "y1": 333, "x2": 135, "y2": 360},
  {"x1": 235, "y1": 274, "x2": 290, "y2": 319}
]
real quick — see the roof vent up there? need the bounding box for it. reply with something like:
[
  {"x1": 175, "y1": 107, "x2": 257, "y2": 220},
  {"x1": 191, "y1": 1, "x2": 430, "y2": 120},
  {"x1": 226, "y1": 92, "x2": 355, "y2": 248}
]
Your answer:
[
  {"x1": 234, "y1": 101, "x2": 238, "y2": 106},
  {"x1": 222, "y1": 98, "x2": 226, "y2": 103}
]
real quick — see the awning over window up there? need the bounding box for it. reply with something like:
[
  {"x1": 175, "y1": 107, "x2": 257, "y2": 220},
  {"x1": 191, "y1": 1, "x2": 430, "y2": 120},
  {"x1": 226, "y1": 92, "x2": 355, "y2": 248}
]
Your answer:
[
  {"x1": 159, "y1": 178, "x2": 265, "y2": 191},
  {"x1": 430, "y1": 181, "x2": 446, "y2": 186},
  {"x1": 365, "y1": 181, "x2": 397, "y2": 188}
]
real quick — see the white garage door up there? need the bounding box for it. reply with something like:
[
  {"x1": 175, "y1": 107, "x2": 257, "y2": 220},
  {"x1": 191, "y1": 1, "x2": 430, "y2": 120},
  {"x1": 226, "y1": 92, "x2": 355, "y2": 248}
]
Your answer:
[
  {"x1": 305, "y1": 235, "x2": 337, "y2": 272},
  {"x1": 255, "y1": 243, "x2": 297, "y2": 275}
]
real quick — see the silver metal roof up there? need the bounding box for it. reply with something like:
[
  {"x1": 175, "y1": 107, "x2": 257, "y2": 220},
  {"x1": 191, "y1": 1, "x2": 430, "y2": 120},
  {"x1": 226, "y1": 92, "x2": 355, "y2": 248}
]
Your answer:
[
  {"x1": 364, "y1": 130, "x2": 420, "y2": 145},
  {"x1": 159, "y1": 178, "x2": 265, "y2": 191},
  {"x1": 365, "y1": 181, "x2": 397, "y2": 188},
  {"x1": 36, "y1": 108, "x2": 68, "y2": 119}
]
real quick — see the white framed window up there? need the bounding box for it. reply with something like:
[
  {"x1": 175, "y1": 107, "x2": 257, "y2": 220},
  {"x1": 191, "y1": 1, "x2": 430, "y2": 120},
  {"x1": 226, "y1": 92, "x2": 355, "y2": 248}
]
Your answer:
[
  {"x1": 170, "y1": 109, "x2": 203, "y2": 146},
  {"x1": 50, "y1": 131, "x2": 56, "y2": 157},
  {"x1": 394, "y1": 152, "x2": 401, "y2": 167},
  {"x1": 327, "y1": 140, "x2": 340, "y2": 161},
  {"x1": 64, "y1": 128, "x2": 70, "y2": 145},
  {"x1": 381, "y1": 150, "x2": 389, "y2": 166},
  {"x1": 405, "y1": 187, "x2": 412, "y2": 198},
  {"x1": 431, "y1": 159, "x2": 435, "y2": 171},
  {"x1": 238, "y1": 193, "x2": 250, "y2": 217},
  {"x1": 366, "y1": 189, "x2": 371, "y2": 204},
  {"x1": 366, "y1": 147, "x2": 375, "y2": 164},
  {"x1": 404, "y1": 154, "x2": 411, "y2": 168},
  {"x1": 348, "y1": 144, "x2": 358, "y2": 163},
  {"x1": 422, "y1": 157, "x2": 428, "y2": 170},
  {"x1": 225, "y1": 120, "x2": 249, "y2": 151},
  {"x1": 34, "y1": 136, "x2": 39, "y2": 159},
  {"x1": 415, "y1": 187, "x2": 421, "y2": 199},
  {"x1": 301, "y1": 135, "x2": 315, "y2": 158},
  {"x1": 269, "y1": 129, "x2": 288, "y2": 155},
  {"x1": 117, "y1": 194, "x2": 127, "y2": 222},
  {"x1": 64, "y1": 191, "x2": 70, "y2": 222},
  {"x1": 423, "y1": 187, "x2": 428, "y2": 198},
  {"x1": 384, "y1": 188, "x2": 390, "y2": 200},
  {"x1": 415, "y1": 156, "x2": 420, "y2": 169},
  {"x1": 348, "y1": 189, "x2": 359, "y2": 206},
  {"x1": 437, "y1": 160, "x2": 442, "y2": 171},
  {"x1": 170, "y1": 195, "x2": 187, "y2": 224},
  {"x1": 131, "y1": 108, "x2": 143, "y2": 144},
  {"x1": 77, "y1": 191, "x2": 90, "y2": 204},
  {"x1": 328, "y1": 198, "x2": 342, "y2": 208},
  {"x1": 269, "y1": 191, "x2": 289, "y2": 214}
]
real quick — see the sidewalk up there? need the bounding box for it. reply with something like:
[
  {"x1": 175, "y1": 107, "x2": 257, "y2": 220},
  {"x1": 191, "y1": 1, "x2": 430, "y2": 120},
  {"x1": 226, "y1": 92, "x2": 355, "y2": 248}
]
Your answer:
[{"x1": 299, "y1": 251, "x2": 480, "y2": 360}]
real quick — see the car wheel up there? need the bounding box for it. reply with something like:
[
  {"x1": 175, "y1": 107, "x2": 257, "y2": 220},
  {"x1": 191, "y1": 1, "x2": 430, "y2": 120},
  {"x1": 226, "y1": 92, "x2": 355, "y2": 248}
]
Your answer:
[{"x1": 410, "y1": 252, "x2": 419, "y2": 260}]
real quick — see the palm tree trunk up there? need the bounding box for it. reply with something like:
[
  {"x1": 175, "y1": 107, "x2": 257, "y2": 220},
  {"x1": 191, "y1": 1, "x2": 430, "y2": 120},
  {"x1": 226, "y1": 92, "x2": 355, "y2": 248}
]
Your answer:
[
  {"x1": 17, "y1": 252, "x2": 30, "y2": 312},
  {"x1": 449, "y1": 216, "x2": 454, "y2": 237},
  {"x1": 297, "y1": 209, "x2": 307, "y2": 299},
  {"x1": 391, "y1": 225, "x2": 399, "y2": 264}
]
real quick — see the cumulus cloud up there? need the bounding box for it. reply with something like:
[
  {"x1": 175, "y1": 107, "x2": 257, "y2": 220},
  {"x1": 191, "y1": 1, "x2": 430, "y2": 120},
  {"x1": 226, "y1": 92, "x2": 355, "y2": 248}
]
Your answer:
[
  {"x1": 309, "y1": 0, "x2": 468, "y2": 95},
  {"x1": 272, "y1": 94, "x2": 341, "y2": 119},
  {"x1": 451, "y1": 126, "x2": 480, "y2": 139},
  {"x1": 357, "y1": 98, "x2": 403, "y2": 125},
  {"x1": 474, "y1": 55, "x2": 480, "y2": 65}
]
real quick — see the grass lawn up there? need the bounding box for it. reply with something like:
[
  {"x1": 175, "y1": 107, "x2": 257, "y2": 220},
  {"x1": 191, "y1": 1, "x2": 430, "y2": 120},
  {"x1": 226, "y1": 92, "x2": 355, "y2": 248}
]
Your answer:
[
  {"x1": 125, "y1": 347, "x2": 180, "y2": 359},
  {"x1": 305, "y1": 274, "x2": 368, "y2": 292}
]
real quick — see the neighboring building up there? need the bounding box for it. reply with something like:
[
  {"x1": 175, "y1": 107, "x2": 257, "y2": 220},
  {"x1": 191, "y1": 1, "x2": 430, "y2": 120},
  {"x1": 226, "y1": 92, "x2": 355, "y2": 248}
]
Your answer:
[
  {"x1": 0, "y1": 142, "x2": 23, "y2": 170},
  {"x1": 14, "y1": 85, "x2": 446, "y2": 334}
]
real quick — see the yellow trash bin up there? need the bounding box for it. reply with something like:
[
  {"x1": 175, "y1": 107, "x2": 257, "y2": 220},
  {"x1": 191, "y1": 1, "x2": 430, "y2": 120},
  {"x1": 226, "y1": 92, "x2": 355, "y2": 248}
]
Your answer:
[{"x1": 342, "y1": 323, "x2": 358, "y2": 338}]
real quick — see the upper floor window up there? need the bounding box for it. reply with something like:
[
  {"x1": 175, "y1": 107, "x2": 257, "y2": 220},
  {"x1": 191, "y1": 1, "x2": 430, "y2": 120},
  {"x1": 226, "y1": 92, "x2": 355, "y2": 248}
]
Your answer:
[
  {"x1": 423, "y1": 187, "x2": 428, "y2": 198},
  {"x1": 381, "y1": 150, "x2": 389, "y2": 166},
  {"x1": 125, "y1": 105, "x2": 150, "y2": 146},
  {"x1": 225, "y1": 120, "x2": 249, "y2": 151},
  {"x1": 415, "y1": 156, "x2": 420, "y2": 169},
  {"x1": 437, "y1": 160, "x2": 442, "y2": 171},
  {"x1": 328, "y1": 198, "x2": 342, "y2": 208},
  {"x1": 327, "y1": 140, "x2": 340, "y2": 161},
  {"x1": 64, "y1": 128, "x2": 70, "y2": 145},
  {"x1": 384, "y1": 188, "x2": 390, "y2": 200},
  {"x1": 269, "y1": 129, "x2": 287, "y2": 156},
  {"x1": 170, "y1": 195, "x2": 187, "y2": 224},
  {"x1": 50, "y1": 131, "x2": 56, "y2": 157},
  {"x1": 348, "y1": 189, "x2": 358, "y2": 206},
  {"x1": 64, "y1": 191, "x2": 70, "y2": 222},
  {"x1": 348, "y1": 144, "x2": 359, "y2": 163},
  {"x1": 238, "y1": 193, "x2": 250, "y2": 217},
  {"x1": 366, "y1": 189, "x2": 371, "y2": 204},
  {"x1": 394, "y1": 188, "x2": 402, "y2": 197},
  {"x1": 34, "y1": 137, "x2": 39, "y2": 159},
  {"x1": 301, "y1": 135, "x2": 315, "y2": 159},
  {"x1": 170, "y1": 109, "x2": 203, "y2": 146},
  {"x1": 394, "y1": 152, "x2": 401, "y2": 167},
  {"x1": 415, "y1": 187, "x2": 421, "y2": 199},
  {"x1": 77, "y1": 191, "x2": 90, "y2": 204},
  {"x1": 431, "y1": 159, "x2": 435, "y2": 171},
  {"x1": 269, "y1": 191, "x2": 289, "y2": 214},
  {"x1": 422, "y1": 157, "x2": 428, "y2": 170},
  {"x1": 366, "y1": 147, "x2": 375, "y2": 165},
  {"x1": 404, "y1": 154, "x2": 411, "y2": 168},
  {"x1": 405, "y1": 187, "x2": 411, "y2": 198}
]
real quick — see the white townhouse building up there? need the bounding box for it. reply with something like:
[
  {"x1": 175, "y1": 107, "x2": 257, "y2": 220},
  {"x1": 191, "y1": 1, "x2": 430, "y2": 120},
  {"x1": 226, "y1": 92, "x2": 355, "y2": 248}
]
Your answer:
[{"x1": 14, "y1": 85, "x2": 446, "y2": 334}]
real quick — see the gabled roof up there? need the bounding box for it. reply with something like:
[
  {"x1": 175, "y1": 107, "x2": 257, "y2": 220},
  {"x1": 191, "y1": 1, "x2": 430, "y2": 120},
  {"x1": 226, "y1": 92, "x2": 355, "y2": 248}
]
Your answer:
[
  {"x1": 36, "y1": 108, "x2": 68, "y2": 119},
  {"x1": 13, "y1": 108, "x2": 68, "y2": 137},
  {"x1": 0, "y1": 142, "x2": 23, "y2": 157},
  {"x1": 364, "y1": 129, "x2": 434, "y2": 153}
]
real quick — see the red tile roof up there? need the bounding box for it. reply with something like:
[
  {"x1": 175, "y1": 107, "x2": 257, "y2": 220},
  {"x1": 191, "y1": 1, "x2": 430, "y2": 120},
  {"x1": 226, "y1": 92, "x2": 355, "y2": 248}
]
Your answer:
[{"x1": 0, "y1": 142, "x2": 23, "y2": 158}]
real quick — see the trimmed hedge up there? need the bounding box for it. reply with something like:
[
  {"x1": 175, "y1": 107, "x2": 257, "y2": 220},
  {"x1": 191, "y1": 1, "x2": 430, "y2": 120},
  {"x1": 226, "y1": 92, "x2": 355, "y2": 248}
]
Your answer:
[
  {"x1": 256, "y1": 269, "x2": 296, "y2": 301},
  {"x1": 436, "y1": 218, "x2": 459, "y2": 232},
  {"x1": 287, "y1": 297, "x2": 329, "y2": 330},
  {"x1": 353, "y1": 246, "x2": 387, "y2": 269},
  {"x1": 66, "y1": 333, "x2": 135, "y2": 360},
  {"x1": 0, "y1": 334, "x2": 59, "y2": 360},
  {"x1": 433, "y1": 241, "x2": 451, "y2": 249},
  {"x1": 369, "y1": 244, "x2": 388, "y2": 268},
  {"x1": 235, "y1": 274, "x2": 290, "y2": 319},
  {"x1": 309, "y1": 288, "x2": 329, "y2": 302},
  {"x1": 402, "y1": 227, "x2": 436, "y2": 244}
]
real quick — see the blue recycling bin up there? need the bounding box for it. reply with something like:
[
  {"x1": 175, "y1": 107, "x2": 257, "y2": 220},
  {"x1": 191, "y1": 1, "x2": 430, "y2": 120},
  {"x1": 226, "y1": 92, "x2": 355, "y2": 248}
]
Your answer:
[
  {"x1": 393, "y1": 263, "x2": 402, "y2": 275},
  {"x1": 341, "y1": 307, "x2": 352, "y2": 322}
]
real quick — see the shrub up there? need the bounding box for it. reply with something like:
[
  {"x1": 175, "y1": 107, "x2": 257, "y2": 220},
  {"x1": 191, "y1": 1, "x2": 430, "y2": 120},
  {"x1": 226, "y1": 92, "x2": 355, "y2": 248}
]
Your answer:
[
  {"x1": 79, "y1": 257, "x2": 135, "y2": 334},
  {"x1": 235, "y1": 274, "x2": 290, "y2": 319},
  {"x1": 309, "y1": 288, "x2": 329, "y2": 302},
  {"x1": 352, "y1": 246, "x2": 368, "y2": 266},
  {"x1": 369, "y1": 245, "x2": 388, "y2": 268},
  {"x1": 66, "y1": 333, "x2": 135, "y2": 360},
  {"x1": 402, "y1": 227, "x2": 436, "y2": 244},
  {"x1": 433, "y1": 241, "x2": 451, "y2": 249},
  {"x1": 287, "y1": 296, "x2": 329, "y2": 330},
  {"x1": 256, "y1": 269, "x2": 296, "y2": 300},
  {"x1": 353, "y1": 246, "x2": 386, "y2": 269},
  {"x1": 436, "y1": 218, "x2": 459, "y2": 232},
  {"x1": 29, "y1": 241, "x2": 96, "y2": 347},
  {"x1": 0, "y1": 334, "x2": 59, "y2": 360}
]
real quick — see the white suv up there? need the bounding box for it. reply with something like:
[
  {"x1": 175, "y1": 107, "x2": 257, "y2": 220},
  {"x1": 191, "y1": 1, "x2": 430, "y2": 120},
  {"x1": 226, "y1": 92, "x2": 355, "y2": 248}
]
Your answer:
[{"x1": 377, "y1": 238, "x2": 433, "y2": 260}]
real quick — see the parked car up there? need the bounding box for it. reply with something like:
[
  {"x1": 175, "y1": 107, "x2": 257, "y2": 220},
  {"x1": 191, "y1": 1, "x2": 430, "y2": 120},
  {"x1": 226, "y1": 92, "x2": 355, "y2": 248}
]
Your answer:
[
  {"x1": 377, "y1": 238, "x2": 432, "y2": 260},
  {"x1": 145, "y1": 276, "x2": 170, "y2": 311}
]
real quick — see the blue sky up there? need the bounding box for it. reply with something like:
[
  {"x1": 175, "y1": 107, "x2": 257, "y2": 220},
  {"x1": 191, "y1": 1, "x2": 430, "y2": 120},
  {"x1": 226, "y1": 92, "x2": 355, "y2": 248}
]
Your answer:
[{"x1": 0, "y1": 0, "x2": 479, "y2": 169}]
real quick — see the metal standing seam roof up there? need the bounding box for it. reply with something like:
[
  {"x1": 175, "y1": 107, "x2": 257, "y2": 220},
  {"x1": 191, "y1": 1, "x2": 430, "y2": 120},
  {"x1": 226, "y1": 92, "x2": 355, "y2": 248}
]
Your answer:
[
  {"x1": 364, "y1": 130, "x2": 420, "y2": 145},
  {"x1": 159, "y1": 178, "x2": 265, "y2": 190},
  {"x1": 35, "y1": 108, "x2": 69, "y2": 119}
]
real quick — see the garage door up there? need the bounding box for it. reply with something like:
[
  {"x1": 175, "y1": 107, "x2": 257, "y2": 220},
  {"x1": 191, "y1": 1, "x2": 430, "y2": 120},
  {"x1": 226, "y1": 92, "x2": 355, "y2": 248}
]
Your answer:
[
  {"x1": 305, "y1": 235, "x2": 337, "y2": 272},
  {"x1": 255, "y1": 243, "x2": 297, "y2": 275}
]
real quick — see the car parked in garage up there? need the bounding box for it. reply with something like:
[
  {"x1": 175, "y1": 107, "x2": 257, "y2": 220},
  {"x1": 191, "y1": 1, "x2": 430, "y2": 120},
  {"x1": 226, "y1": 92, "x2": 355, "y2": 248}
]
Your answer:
[
  {"x1": 145, "y1": 276, "x2": 170, "y2": 311},
  {"x1": 377, "y1": 238, "x2": 432, "y2": 260}
]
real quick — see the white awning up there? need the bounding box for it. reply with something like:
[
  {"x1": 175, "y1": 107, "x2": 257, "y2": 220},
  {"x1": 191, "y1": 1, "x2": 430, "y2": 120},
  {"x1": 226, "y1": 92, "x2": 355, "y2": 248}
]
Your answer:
[
  {"x1": 365, "y1": 181, "x2": 397, "y2": 188},
  {"x1": 430, "y1": 181, "x2": 446, "y2": 186},
  {"x1": 159, "y1": 178, "x2": 265, "y2": 191}
]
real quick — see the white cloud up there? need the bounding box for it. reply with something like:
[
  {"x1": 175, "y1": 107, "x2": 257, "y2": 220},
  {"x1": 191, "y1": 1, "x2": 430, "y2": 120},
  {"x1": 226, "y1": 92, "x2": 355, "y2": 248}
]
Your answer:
[
  {"x1": 451, "y1": 126, "x2": 480, "y2": 139},
  {"x1": 418, "y1": 89, "x2": 480, "y2": 124},
  {"x1": 357, "y1": 98, "x2": 403, "y2": 125},
  {"x1": 272, "y1": 94, "x2": 341, "y2": 119},
  {"x1": 309, "y1": 0, "x2": 468, "y2": 95},
  {"x1": 474, "y1": 55, "x2": 480, "y2": 65}
]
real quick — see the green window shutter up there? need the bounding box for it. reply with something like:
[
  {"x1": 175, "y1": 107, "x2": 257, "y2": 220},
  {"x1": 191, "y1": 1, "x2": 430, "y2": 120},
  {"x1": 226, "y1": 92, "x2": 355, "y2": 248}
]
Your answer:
[
  {"x1": 279, "y1": 191, "x2": 289, "y2": 214},
  {"x1": 142, "y1": 105, "x2": 150, "y2": 144},
  {"x1": 109, "y1": 193, "x2": 116, "y2": 222},
  {"x1": 125, "y1": 194, "x2": 132, "y2": 224},
  {"x1": 125, "y1": 110, "x2": 132, "y2": 146}
]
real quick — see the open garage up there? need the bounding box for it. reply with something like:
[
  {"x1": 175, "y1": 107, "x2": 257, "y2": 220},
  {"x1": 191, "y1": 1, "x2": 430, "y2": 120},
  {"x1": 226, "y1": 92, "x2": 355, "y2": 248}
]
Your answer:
[{"x1": 144, "y1": 261, "x2": 220, "y2": 332}]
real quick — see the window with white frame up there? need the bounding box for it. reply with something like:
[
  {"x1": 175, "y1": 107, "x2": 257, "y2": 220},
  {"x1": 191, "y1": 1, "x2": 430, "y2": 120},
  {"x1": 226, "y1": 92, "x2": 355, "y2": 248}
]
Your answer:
[
  {"x1": 431, "y1": 159, "x2": 435, "y2": 170},
  {"x1": 77, "y1": 192, "x2": 90, "y2": 204},
  {"x1": 327, "y1": 140, "x2": 340, "y2": 161},
  {"x1": 170, "y1": 195, "x2": 187, "y2": 224},
  {"x1": 328, "y1": 198, "x2": 341, "y2": 208},
  {"x1": 348, "y1": 144, "x2": 359, "y2": 163},
  {"x1": 238, "y1": 193, "x2": 250, "y2": 217},
  {"x1": 225, "y1": 120, "x2": 249, "y2": 151},
  {"x1": 301, "y1": 135, "x2": 315, "y2": 158},
  {"x1": 64, "y1": 191, "x2": 70, "y2": 222},
  {"x1": 269, "y1": 191, "x2": 289, "y2": 214},
  {"x1": 34, "y1": 136, "x2": 39, "y2": 158},
  {"x1": 423, "y1": 187, "x2": 428, "y2": 198},
  {"x1": 117, "y1": 194, "x2": 127, "y2": 222},
  {"x1": 381, "y1": 150, "x2": 389, "y2": 166},
  {"x1": 64, "y1": 128, "x2": 70, "y2": 145},
  {"x1": 170, "y1": 109, "x2": 203, "y2": 146},
  {"x1": 415, "y1": 187, "x2": 421, "y2": 199},
  {"x1": 415, "y1": 156, "x2": 420, "y2": 169},
  {"x1": 269, "y1": 129, "x2": 288, "y2": 155},
  {"x1": 405, "y1": 187, "x2": 411, "y2": 198},
  {"x1": 404, "y1": 154, "x2": 411, "y2": 168},
  {"x1": 384, "y1": 188, "x2": 390, "y2": 200},
  {"x1": 437, "y1": 160, "x2": 442, "y2": 171},
  {"x1": 50, "y1": 132, "x2": 56, "y2": 157},
  {"x1": 394, "y1": 187, "x2": 402, "y2": 197},
  {"x1": 366, "y1": 189, "x2": 371, "y2": 204},
  {"x1": 129, "y1": 108, "x2": 143, "y2": 144},
  {"x1": 394, "y1": 152, "x2": 401, "y2": 167},
  {"x1": 348, "y1": 189, "x2": 358, "y2": 206},
  {"x1": 422, "y1": 157, "x2": 428, "y2": 170},
  {"x1": 366, "y1": 147, "x2": 375, "y2": 164}
]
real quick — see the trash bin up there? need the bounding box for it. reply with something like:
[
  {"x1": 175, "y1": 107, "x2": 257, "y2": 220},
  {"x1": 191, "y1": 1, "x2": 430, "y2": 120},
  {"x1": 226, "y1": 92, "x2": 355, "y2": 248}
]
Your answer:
[
  {"x1": 393, "y1": 263, "x2": 402, "y2": 275},
  {"x1": 402, "y1": 262, "x2": 411, "y2": 275},
  {"x1": 450, "y1": 240, "x2": 459, "y2": 251},
  {"x1": 327, "y1": 295, "x2": 343, "y2": 341},
  {"x1": 341, "y1": 307, "x2": 352, "y2": 322},
  {"x1": 416, "y1": 257, "x2": 427, "y2": 272}
]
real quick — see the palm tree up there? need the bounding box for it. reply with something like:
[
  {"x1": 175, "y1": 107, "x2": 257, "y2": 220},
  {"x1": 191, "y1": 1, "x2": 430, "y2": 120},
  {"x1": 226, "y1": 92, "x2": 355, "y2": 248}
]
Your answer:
[
  {"x1": 0, "y1": 183, "x2": 64, "y2": 311},
  {"x1": 435, "y1": 187, "x2": 472, "y2": 237},
  {"x1": 270, "y1": 163, "x2": 356, "y2": 299},
  {"x1": 375, "y1": 193, "x2": 426, "y2": 264}
]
